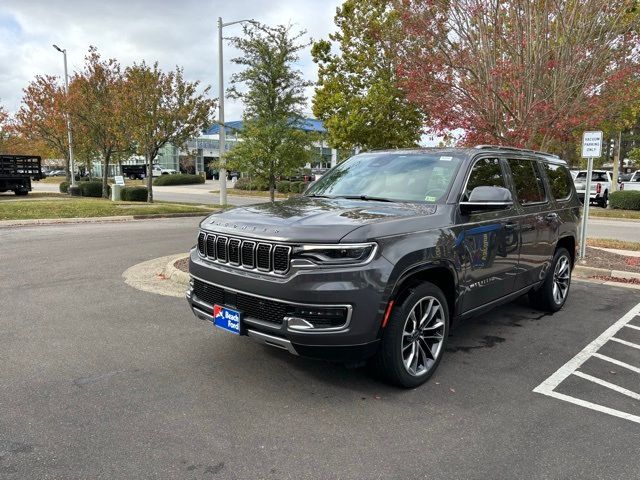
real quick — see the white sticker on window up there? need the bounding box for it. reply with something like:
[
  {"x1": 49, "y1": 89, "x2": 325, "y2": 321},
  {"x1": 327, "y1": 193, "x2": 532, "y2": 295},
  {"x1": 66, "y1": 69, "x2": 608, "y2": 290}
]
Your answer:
[{"x1": 440, "y1": 156, "x2": 453, "y2": 162}]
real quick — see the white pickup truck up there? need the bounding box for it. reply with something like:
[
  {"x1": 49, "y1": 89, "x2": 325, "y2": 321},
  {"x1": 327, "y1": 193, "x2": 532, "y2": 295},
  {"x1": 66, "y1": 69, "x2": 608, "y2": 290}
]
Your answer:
[
  {"x1": 573, "y1": 170, "x2": 612, "y2": 207},
  {"x1": 620, "y1": 170, "x2": 640, "y2": 191}
]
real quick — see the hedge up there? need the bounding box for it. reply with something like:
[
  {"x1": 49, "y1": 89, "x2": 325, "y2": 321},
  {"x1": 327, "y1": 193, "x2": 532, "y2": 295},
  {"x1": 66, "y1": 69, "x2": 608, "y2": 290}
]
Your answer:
[
  {"x1": 276, "y1": 180, "x2": 290, "y2": 193},
  {"x1": 60, "y1": 180, "x2": 109, "y2": 197},
  {"x1": 121, "y1": 186, "x2": 148, "y2": 201},
  {"x1": 234, "y1": 177, "x2": 269, "y2": 191},
  {"x1": 78, "y1": 181, "x2": 109, "y2": 197},
  {"x1": 609, "y1": 191, "x2": 640, "y2": 210},
  {"x1": 153, "y1": 174, "x2": 204, "y2": 186}
]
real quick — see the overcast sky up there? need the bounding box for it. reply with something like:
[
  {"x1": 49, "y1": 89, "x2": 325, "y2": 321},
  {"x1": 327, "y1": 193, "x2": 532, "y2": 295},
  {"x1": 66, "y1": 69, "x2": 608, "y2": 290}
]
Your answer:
[{"x1": 0, "y1": 0, "x2": 343, "y2": 121}]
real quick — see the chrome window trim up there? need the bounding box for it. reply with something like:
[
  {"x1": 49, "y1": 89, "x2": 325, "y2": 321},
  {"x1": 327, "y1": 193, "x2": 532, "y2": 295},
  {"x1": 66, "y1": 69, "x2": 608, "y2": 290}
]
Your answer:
[{"x1": 189, "y1": 274, "x2": 353, "y2": 333}]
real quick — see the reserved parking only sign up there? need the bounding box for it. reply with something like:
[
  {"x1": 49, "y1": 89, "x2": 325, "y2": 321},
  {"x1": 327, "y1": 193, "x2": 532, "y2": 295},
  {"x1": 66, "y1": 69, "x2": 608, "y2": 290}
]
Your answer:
[{"x1": 581, "y1": 131, "x2": 603, "y2": 158}]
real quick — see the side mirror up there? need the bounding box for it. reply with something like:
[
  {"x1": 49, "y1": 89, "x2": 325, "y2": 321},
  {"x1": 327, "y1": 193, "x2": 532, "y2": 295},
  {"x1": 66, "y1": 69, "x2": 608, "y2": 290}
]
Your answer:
[{"x1": 460, "y1": 186, "x2": 513, "y2": 214}]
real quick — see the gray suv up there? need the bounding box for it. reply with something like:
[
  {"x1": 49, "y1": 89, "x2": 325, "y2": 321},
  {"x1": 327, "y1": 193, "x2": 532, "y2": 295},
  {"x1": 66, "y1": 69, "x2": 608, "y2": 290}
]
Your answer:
[{"x1": 187, "y1": 147, "x2": 579, "y2": 387}]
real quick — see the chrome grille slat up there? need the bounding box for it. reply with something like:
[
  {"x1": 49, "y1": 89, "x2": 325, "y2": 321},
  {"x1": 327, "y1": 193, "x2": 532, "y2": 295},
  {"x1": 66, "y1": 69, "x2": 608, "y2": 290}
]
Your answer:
[
  {"x1": 205, "y1": 234, "x2": 216, "y2": 260},
  {"x1": 216, "y1": 236, "x2": 228, "y2": 262},
  {"x1": 198, "y1": 231, "x2": 290, "y2": 274},
  {"x1": 241, "y1": 241, "x2": 256, "y2": 268}
]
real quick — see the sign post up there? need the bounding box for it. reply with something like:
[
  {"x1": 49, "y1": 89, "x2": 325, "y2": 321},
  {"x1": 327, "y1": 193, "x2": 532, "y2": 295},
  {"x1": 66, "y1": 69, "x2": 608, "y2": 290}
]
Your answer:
[{"x1": 579, "y1": 131, "x2": 603, "y2": 259}]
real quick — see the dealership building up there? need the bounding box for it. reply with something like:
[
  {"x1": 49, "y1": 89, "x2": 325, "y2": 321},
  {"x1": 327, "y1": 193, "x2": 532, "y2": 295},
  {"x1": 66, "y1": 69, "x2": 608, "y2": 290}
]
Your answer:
[{"x1": 93, "y1": 118, "x2": 340, "y2": 177}]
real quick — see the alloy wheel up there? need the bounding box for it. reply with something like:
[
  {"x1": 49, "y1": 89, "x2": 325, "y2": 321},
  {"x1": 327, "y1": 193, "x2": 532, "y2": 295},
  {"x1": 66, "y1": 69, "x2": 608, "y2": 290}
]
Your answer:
[
  {"x1": 553, "y1": 255, "x2": 570, "y2": 305},
  {"x1": 401, "y1": 296, "x2": 446, "y2": 377}
]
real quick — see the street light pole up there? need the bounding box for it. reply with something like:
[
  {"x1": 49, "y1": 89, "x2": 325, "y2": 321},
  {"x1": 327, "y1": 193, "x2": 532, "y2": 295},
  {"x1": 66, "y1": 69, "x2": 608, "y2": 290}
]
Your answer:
[
  {"x1": 53, "y1": 44, "x2": 77, "y2": 190},
  {"x1": 218, "y1": 17, "x2": 227, "y2": 205},
  {"x1": 217, "y1": 17, "x2": 256, "y2": 206}
]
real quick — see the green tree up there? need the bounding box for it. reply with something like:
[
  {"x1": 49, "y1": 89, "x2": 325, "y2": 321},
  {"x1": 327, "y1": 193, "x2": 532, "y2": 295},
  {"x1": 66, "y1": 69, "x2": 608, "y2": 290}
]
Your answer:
[
  {"x1": 224, "y1": 23, "x2": 314, "y2": 202},
  {"x1": 0, "y1": 102, "x2": 8, "y2": 153},
  {"x1": 122, "y1": 62, "x2": 215, "y2": 202},
  {"x1": 70, "y1": 47, "x2": 130, "y2": 197},
  {"x1": 311, "y1": 0, "x2": 423, "y2": 151}
]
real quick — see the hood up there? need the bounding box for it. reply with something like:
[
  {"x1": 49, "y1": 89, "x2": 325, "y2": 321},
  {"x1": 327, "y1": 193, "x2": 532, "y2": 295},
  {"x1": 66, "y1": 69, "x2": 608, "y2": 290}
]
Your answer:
[{"x1": 200, "y1": 196, "x2": 438, "y2": 243}]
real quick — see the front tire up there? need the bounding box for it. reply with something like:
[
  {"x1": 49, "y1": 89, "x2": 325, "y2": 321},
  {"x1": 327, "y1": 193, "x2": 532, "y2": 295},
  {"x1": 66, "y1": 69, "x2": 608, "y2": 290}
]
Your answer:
[
  {"x1": 530, "y1": 247, "x2": 572, "y2": 312},
  {"x1": 373, "y1": 283, "x2": 449, "y2": 388}
]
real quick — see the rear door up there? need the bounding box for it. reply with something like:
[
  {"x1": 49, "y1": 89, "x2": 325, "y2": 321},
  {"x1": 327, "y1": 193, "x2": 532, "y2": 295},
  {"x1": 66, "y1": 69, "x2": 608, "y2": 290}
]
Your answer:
[
  {"x1": 505, "y1": 157, "x2": 557, "y2": 290},
  {"x1": 455, "y1": 157, "x2": 521, "y2": 313}
]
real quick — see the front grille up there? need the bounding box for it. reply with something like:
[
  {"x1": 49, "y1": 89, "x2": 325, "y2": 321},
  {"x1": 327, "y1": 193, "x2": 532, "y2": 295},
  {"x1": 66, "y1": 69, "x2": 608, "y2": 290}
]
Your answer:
[
  {"x1": 197, "y1": 231, "x2": 292, "y2": 274},
  {"x1": 237, "y1": 293, "x2": 288, "y2": 325},
  {"x1": 197, "y1": 232, "x2": 206, "y2": 256},
  {"x1": 192, "y1": 278, "x2": 350, "y2": 329},
  {"x1": 216, "y1": 236, "x2": 228, "y2": 262},
  {"x1": 192, "y1": 279, "x2": 224, "y2": 306}
]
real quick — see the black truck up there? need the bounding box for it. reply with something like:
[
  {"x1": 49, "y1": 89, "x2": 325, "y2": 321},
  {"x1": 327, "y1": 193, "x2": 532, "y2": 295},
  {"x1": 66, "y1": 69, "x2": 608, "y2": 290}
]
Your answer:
[{"x1": 0, "y1": 155, "x2": 44, "y2": 196}]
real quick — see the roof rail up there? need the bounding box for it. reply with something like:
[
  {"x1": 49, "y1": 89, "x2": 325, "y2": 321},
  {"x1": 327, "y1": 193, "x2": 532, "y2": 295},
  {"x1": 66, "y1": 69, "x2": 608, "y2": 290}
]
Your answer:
[{"x1": 474, "y1": 145, "x2": 559, "y2": 158}]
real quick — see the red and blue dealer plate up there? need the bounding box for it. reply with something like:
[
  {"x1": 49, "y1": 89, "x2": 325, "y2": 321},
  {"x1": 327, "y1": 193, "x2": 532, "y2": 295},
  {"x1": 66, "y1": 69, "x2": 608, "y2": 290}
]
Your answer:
[{"x1": 213, "y1": 304, "x2": 242, "y2": 335}]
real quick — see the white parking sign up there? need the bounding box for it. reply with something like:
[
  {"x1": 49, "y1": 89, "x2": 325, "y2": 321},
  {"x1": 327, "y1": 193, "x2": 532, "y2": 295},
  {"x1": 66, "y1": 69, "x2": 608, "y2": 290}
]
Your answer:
[{"x1": 581, "y1": 131, "x2": 603, "y2": 158}]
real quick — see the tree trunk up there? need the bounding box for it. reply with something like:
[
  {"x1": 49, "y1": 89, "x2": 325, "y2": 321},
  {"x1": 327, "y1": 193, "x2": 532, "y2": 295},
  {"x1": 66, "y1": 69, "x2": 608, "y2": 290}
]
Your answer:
[
  {"x1": 102, "y1": 155, "x2": 110, "y2": 199},
  {"x1": 269, "y1": 177, "x2": 275, "y2": 203},
  {"x1": 146, "y1": 153, "x2": 154, "y2": 203}
]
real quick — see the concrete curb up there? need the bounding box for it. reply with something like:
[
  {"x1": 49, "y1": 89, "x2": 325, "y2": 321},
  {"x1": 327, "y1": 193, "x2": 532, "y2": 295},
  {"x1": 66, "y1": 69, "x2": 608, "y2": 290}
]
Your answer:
[
  {"x1": 163, "y1": 255, "x2": 190, "y2": 286},
  {"x1": 122, "y1": 253, "x2": 188, "y2": 298},
  {"x1": 574, "y1": 264, "x2": 640, "y2": 281},
  {"x1": 0, "y1": 212, "x2": 211, "y2": 228}
]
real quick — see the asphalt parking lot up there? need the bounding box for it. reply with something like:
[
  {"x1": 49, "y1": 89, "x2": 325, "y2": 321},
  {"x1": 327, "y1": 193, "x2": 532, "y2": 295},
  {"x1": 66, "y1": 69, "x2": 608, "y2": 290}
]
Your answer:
[{"x1": 1, "y1": 218, "x2": 639, "y2": 479}]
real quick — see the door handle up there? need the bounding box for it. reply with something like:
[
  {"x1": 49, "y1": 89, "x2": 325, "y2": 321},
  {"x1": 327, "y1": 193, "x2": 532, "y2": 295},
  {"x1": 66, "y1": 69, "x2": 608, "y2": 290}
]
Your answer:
[{"x1": 545, "y1": 213, "x2": 558, "y2": 222}]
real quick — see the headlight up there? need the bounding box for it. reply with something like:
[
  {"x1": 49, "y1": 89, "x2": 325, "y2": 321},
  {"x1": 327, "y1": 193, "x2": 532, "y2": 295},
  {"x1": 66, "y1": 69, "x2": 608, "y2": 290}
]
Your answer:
[{"x1": 291, "y1": 243, "x2": 376, "y2": 266}]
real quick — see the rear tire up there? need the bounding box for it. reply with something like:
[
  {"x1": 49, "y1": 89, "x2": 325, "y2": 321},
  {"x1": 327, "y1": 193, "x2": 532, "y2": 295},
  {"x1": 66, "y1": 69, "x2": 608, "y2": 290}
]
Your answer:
[
  {"x1": 598, "y1": 191, "x2": 608, "y2": 208},
  {"x1": 373, "y1": 282, "x2": 449, "y2": 388},
  {"x1": 14, "y1": 190, "x2": 28, "y2": 196},
  {"x1": 529, "y1": 247, "x2": 572, "y2": 312}
]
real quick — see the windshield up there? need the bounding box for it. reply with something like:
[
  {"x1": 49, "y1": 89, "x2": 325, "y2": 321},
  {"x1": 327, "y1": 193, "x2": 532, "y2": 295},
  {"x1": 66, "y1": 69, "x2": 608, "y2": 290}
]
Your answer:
[
  {"x1": 305, "y1": 152, "x2": 463, "y2": 203},
  {"x1": 576, "y1": 171, "x2": 608, "y2": 181}
]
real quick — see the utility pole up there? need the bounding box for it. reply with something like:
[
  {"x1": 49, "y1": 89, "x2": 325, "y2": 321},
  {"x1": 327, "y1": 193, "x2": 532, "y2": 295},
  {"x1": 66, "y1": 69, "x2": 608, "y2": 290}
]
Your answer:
[{"x1": 53, "y1": 44, "x2": 78, "y2": 193}]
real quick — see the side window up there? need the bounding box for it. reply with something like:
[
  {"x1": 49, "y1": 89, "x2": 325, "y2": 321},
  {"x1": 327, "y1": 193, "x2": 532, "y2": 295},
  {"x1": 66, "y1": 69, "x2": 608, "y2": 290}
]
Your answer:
[
  {"x1": 542, "y1": 163, "x2": 572, "y2": 201},
  {"x1": 507, "y1": 159, "x2": 546, "y2": 204},
  {"x1": 464, "y1": 158, "x2": 506, "y2": 200}
]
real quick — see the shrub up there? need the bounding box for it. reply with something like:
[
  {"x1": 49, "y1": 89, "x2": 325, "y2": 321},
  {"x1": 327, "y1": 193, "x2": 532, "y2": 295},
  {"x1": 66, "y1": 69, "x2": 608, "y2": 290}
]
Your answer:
[
  {"x1": 276, "y1": 180, "x2": 290, "y2": 194},
  {"x1": 59, "y1": 181, "x2": 69, "y2": 193},
  {"x1": 121, "y1": 186, "x2": 148, "y2": 201},
  {"x1": 234, "y1": 177, "x2": 269, "y2": 191},
  {"x1": 289, "y1": 181, "x2": 302, "y2": 194},
  {"x1": 609, "y1": 191, "x2": 640, "y2": 210},
  {"x1": 298, "y1": 181, "x2": 311, "y2": 193},
  {"x1": 78, "y1": 181, "x2": 109, "y2": 197},
  {"x1": 153, "y1": 173, "x2": 204, "y2": 186}
]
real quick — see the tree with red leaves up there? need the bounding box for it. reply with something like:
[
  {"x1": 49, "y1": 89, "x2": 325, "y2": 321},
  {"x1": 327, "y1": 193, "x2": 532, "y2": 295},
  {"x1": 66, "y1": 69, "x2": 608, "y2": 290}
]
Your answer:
[{"x1": 397, "y1": 0, "x2": 640, "y2": 155}]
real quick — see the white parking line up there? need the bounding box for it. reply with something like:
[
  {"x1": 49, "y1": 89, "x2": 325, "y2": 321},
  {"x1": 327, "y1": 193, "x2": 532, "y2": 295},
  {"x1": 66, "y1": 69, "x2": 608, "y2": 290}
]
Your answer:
[
  {"x1": 592, "y1": 353, "x2": 640, "y2": 374},
  {"x1": 533, "y1": 302, "x2": 640, "y2": 424},
  {"x1": 625, "y1": 324, "x2": 640, "y2": 332},
  {"x1": 610, "y1": 337, "x2": 640, "y2": 350}
]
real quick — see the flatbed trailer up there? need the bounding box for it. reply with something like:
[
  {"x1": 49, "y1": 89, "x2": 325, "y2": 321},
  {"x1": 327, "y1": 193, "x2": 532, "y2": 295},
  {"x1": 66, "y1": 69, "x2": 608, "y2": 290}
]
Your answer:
[{"x1": 0, "y1": 155, "x2": 44, "y2": 196}]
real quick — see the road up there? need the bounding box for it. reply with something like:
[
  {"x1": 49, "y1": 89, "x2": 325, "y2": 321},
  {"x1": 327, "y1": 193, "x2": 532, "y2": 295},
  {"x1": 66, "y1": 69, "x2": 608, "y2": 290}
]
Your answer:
[{"x1": 1, "y1": 218, "x2": 639, "y2": 479}]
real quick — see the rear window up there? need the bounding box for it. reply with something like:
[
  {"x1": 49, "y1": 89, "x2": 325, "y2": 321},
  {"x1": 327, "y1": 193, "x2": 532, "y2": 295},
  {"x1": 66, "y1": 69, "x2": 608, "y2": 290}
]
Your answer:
[
  {"x1": 576, "y1": 171, "x2": 609, "y2": 182},
  {"x1": 543, "y1": 163, "x2": 572, "y2": 201}
]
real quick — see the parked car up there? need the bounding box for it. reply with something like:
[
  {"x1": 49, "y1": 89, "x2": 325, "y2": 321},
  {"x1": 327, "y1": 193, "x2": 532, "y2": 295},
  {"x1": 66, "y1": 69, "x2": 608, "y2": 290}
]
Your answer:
[
  {"x1": 187, "y1": 147, "x2": 579, "y2": 387},
  {"x1": 573, "y1": 169, "x2": 611, "y2": 207},
  {"x1": 211, "y1": 169, "x2": 239, "y2": 181},
  {"x1": 620, "y1": 170, "x2": 640, "y2": 191},
  {"x1": 48, "y1": 169, "x2": 66, "y2": 177},
  {"x1": 152, "y1": 166, "x2": 177, "y2": 177}
]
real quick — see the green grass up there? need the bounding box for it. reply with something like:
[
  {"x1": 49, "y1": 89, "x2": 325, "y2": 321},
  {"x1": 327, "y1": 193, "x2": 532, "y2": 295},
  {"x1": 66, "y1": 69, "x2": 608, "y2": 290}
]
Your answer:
[
  {"x1": 589, "y1": 209, "x2": 640, "y2": 220},
  {"x1": 587, "y1": 238, "x2": 640, "y2": 251},
  {"x1": 0, "y1": 197, "x2": 217, "y2": 220}
]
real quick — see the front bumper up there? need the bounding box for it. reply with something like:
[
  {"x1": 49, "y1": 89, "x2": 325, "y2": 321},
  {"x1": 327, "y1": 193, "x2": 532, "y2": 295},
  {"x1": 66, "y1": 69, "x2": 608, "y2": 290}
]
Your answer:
[{"x1": 186, "y1": 248, "x2": 393, "y2": 361}]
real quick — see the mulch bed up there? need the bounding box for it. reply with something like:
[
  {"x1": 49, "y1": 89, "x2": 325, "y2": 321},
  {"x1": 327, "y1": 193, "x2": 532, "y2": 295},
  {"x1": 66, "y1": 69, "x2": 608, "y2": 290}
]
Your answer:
[
  {"x1": 590, "y1": 275, "x2": 640, "y2": 285},
  {"x1": 582, "y1": 246, "x2": 640, "y2": 273},
  {"x1": 174, "y1": 257, "x2": 189, "y2": 273}
]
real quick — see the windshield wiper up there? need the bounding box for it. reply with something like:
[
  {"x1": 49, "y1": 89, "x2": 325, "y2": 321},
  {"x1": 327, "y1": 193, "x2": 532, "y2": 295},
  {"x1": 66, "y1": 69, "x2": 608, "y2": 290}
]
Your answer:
[
  {"x1": 334, "y1": 195, "x2": 394, "y2": 202},
  {"x1": 305, "y1": 194, "x2": 332, "y2": 198}
]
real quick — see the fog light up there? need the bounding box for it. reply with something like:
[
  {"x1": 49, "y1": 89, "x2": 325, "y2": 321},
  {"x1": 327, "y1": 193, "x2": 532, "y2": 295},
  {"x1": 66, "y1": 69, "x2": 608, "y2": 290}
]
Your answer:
[{"x1": 285, "y1": 306, "x2": 348, "y2": 329}]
